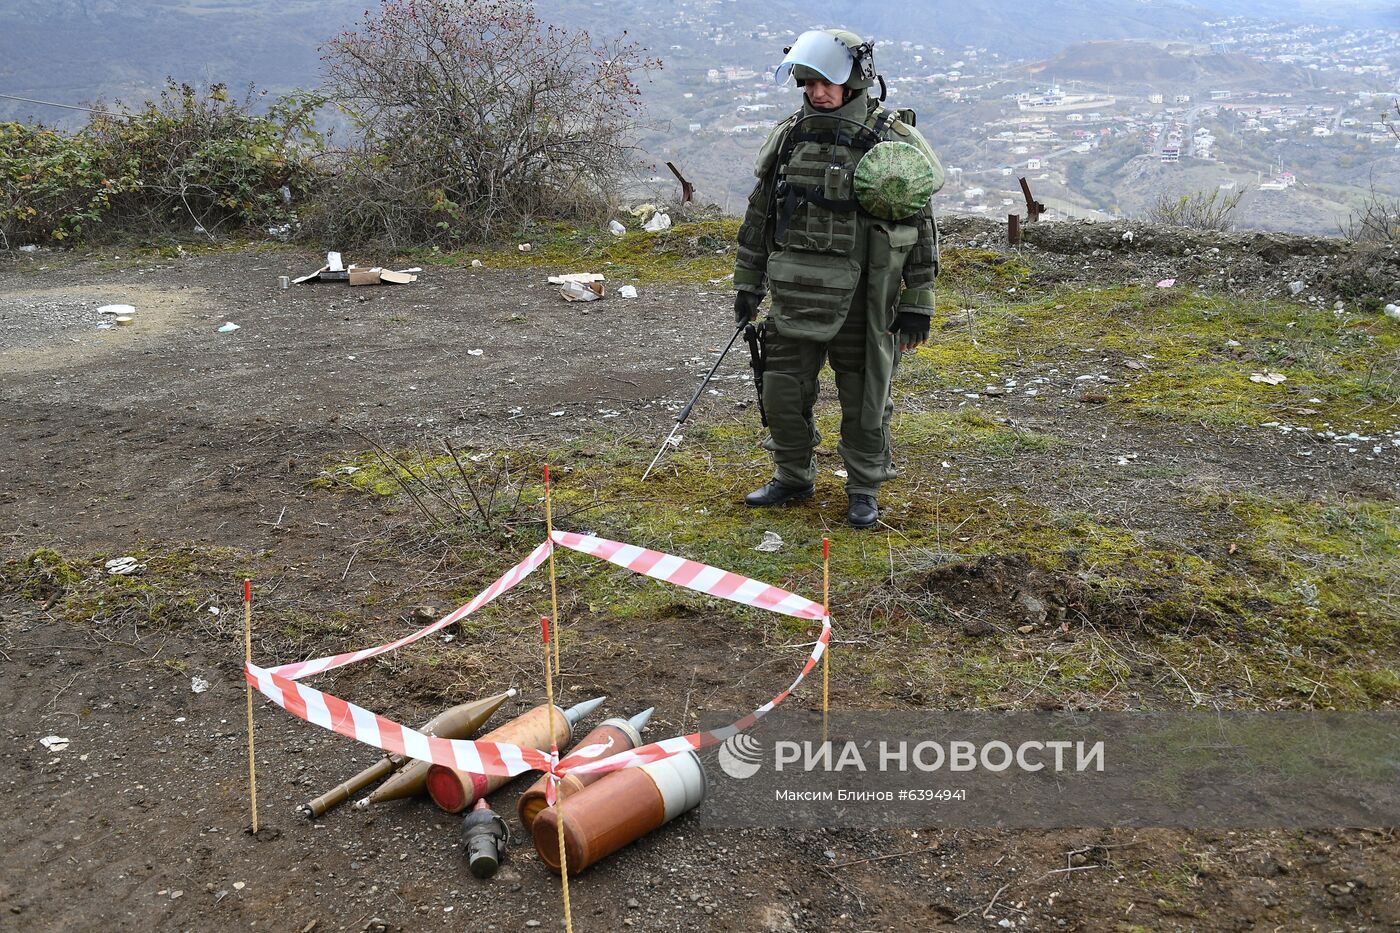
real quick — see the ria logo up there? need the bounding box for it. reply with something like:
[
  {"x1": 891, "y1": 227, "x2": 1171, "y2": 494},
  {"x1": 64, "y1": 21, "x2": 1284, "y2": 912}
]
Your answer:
[{"x1": 717, "y1": 733, "x2": 763, "y2": 779}]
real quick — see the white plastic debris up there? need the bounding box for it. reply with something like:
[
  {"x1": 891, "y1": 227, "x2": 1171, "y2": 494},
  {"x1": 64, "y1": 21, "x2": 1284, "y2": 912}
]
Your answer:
[
  {"x1": 1249, "y1": 372, "x2": 1287, "y2": 385},
  {"x1": 40, "y1": 736, "x2": 70, "y2": 752},
  {"x1": 1121, "y1": 230, "x2": 1134, "y2": 243},
  {"x1": 1225, "y1": 339, "x2": 1242, "y2": 348},
  {"x1": 517, "y1": 243, "x2": 533, "y2": 253},
  {"x1": 833, "y1": 469, "x2": 848, "y2": 478},
  {"x1": 19, "y1": 244, "x2": 40, "y2": 253},
  {"x1": 643, "y1": 211, "x2": 672, "y2": 233},
  {"x1": 191, "y1": 676, "x2": 211, "y2": 694},
  {"x1": 1289, "y1": 280, "x2": 1305, "y2": 296},
  {"x1": 217, "y1": 322, "x2": 240, "y2": 333},
  {"x1": 1114, "y1": 453, "x2": 1139, "y2": 466},
  {"x1": 753, "y1": 531, "x2": 784, "y2": 553},
  {"x1": 467, "y1": 348, "x2": 484, "y2": 356},
  {"x1": 609, "y1": 220, "x2": 627, "y2": 236},
  {"x1": 1156, "y1": 278, "x2": 1175, "y2": 289},
  {"x1": 471, "y1": 259, "x2": 483, "y2": 268},
  {"x1": 1384, "y1": 304, "x2": 1400, "y2": 321},
  {"x1": 105, "y1": 556, "x2": 142, "y2": 575},
  {"x1": 618, "y1": 285, "x2": 639, "y2": 299},
  {"x1": 98, "y1": 304, "x2": 135, "y2": 316}
]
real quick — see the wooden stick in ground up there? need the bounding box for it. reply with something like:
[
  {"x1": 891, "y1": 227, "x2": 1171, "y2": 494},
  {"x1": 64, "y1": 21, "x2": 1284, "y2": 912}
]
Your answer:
[
  {"x1": 243, "y1": 578, "x2": 259, "y2": 834},
  {"x1": 823, "y1": 537, "x2": 831, "y2": 745},
  {"x1": 543, "y1": 464, "x2": 561, "y2": 686},
  {"x1": 540, "y1": 616, "x2": 574, "y2": 932}
]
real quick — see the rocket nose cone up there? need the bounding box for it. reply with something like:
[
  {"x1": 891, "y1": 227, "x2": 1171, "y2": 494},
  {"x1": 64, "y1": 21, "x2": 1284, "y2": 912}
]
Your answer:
[
  {"x1": 563, "y1": 695, "x2": 607, "y2": 726},
  {"x1": 627, "y1": 707, "x2": 656, "y2": 733}
]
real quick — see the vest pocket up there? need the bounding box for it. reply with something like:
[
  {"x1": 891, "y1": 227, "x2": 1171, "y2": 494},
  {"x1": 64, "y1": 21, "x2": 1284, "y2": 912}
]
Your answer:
[
  {"x1": 767, "y1": 249, "x2": 863, "y2": 342},
  {"x1": 865, "y1": 223, "x2": 921, "y2": 331}
]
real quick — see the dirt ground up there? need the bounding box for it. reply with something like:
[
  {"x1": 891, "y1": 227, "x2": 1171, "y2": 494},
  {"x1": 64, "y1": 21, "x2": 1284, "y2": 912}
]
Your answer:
[{"x1": 1, "y1": 238, "x2": 1396, "y2": 933}]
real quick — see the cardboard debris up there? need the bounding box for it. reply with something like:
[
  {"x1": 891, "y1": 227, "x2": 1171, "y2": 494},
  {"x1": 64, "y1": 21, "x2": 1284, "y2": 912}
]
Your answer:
[
  {"x1": 1250, "y1": 372, "x2": 1287, "y2": 385},
  {"x1": 547, "y1": 273, "x2": 606, "y2": 285},
  {"x1": 560, "y1": 281, "x2": 604, "y2": 302},
  {"x1": 297, "y1": 252, "x2": 418, "y2": 286}
]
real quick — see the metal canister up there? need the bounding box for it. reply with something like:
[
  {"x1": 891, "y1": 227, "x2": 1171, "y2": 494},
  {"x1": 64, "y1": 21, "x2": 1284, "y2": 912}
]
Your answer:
[
  {"x1": 516, "y1": 707, "x2": 653, "y2": 832},
  {"x1": 424, "y1": 696, "x2": 605, "y2": 814},
  {"x1": 532, "y1": 750, "x2": 707, "y2": 875}
]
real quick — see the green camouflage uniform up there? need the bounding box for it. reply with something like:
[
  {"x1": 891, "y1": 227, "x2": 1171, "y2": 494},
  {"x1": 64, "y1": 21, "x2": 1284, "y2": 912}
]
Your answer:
[{"x1": 735, "y1": 94, "x2": 944, "y2": 496}]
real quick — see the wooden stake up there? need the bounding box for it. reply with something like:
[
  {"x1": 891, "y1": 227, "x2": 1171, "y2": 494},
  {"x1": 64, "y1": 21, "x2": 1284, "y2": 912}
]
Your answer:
[
  {"x1": 543, "y1": 465, "x2": 561, "y2": 688},
  {"x1": 822, "y1": 538, "x2": 830, "y2": 745},
  {"x1": 242, "y1": 578, "x2": 259, "y2": 834},
  {"x1": 541, "y1": 616, "x2": 574, "y2": 933}
]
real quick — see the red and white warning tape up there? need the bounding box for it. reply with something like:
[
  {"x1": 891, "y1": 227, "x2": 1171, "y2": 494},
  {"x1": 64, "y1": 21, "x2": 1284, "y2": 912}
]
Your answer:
[{"x1": 245, "y1": 531, "x2": 831, "y2": 790}]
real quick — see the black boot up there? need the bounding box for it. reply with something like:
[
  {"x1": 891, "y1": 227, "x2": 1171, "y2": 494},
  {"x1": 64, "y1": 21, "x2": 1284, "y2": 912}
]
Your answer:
[
  {"x1": 847, "y1": 494, "x2": 879, "y2": 529},
  {"x1": 744, "y1": 480, "x2": 815, "y2": 508}
]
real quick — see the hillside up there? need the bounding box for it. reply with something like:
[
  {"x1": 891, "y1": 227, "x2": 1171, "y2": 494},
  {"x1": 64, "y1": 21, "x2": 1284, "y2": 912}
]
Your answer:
[
  {"x1": 2, "y1": 217, "x2": 1397, "y2": 930},
  {"x1": 1022, "y1": 39, "x2": 1315, "y2": 92}
]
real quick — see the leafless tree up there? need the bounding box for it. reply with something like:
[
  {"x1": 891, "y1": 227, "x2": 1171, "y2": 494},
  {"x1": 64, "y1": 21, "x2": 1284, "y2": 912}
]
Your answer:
[{"x1": 313, "y1": 0, "x2": 659, "y2": 246}]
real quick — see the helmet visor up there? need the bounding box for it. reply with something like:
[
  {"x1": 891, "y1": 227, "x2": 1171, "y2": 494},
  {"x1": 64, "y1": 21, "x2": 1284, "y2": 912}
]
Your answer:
[{"x1": 774, "y1": 30, "x2": 854, "y2": 86}]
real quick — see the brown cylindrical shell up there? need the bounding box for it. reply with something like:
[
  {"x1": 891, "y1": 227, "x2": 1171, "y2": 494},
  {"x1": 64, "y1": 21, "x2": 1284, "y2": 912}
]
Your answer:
[
  {"x1": 517, "y1": 722, "x2": 636, "y2": 831},
  {"x1": 425, "y1": 704, "x2": 571, "y2": 813},
  {"x1": 532, "y1": 767, "x2": 666, "y2": 874}
]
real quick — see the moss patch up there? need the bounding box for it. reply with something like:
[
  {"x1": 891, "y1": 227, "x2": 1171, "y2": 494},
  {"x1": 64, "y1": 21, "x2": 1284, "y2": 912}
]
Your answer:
[
  {"x1": 415, "y1": 219, "x2": 742, "y2": 286},
  {"x1": 905, "y1": 285, "x2": 1400, "y2": 430}
]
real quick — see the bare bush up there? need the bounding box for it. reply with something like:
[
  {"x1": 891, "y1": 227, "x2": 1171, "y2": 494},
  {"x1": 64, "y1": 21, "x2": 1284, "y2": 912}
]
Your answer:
[
  {"x1": 1383, "y1": 99, "x2": 1399, "y2": 142},
  {"x1": 1341, "y1": 181, "x2": 1400, "y2": 245},
  {"x1": 311, "y1": 0, "x2": 659, "y2": 247},
  {"x1": 1143, "y1": 187, "x2": 1246, "y2": 232}
]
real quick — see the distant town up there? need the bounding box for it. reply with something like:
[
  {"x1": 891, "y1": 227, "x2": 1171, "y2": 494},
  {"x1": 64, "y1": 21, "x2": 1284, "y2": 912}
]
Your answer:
[{"x1": 635, "y1": 5, "x2": 1400, "y2": 233}]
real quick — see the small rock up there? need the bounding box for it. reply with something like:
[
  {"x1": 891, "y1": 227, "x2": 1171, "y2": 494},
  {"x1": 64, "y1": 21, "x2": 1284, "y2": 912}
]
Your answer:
[
  {"x1": 962, "y1": 618, "x2": 993, "y2": 638},
  {"x1": 525, "y1": 921, "x2": 541, "y2": 929},
  {"x1": 627, "y1": 898, "x2": 640, "y2": 909},
  {"x1": 1289, "y1": 280, "x2": 1305, "y2": 295}
]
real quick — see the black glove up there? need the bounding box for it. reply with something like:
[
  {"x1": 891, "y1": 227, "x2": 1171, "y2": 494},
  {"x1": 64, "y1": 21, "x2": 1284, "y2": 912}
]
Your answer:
[
  {"x1": 734, "y1": 290, "x2": 762, "y2": 326},
  {"x1": 890, "y1": 310, "x2": 931, "y2": 347}
]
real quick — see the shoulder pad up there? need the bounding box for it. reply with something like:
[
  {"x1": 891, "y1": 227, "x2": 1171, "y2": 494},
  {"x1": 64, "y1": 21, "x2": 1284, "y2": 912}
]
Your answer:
[
  {"x1": 892, "y1": 121, "x2": 911, "y2": 137},
  {"x1": 754, "y1": 111, "x2": 800, "y2": 178}
]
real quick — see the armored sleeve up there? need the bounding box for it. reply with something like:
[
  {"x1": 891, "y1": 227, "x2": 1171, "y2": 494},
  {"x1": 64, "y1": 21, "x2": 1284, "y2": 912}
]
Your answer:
[
  {"x1": 734, "y1": 174, "x2": 775, "y2": 296},
  {"x1": 734, "y1": 115, "x2": 796, "y2": 296},
  {"x1": 898, "y1": 125, "x2": 943, "y2": 314}
]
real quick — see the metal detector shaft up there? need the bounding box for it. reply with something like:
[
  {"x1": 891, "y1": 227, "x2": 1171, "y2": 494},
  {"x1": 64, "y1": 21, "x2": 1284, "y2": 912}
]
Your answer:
[{"x1": 641, "y1": 324, "x2": 747, "y2": 481}]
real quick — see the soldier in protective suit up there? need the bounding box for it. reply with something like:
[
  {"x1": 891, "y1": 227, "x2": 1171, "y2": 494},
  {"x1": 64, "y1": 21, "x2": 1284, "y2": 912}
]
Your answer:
[{"x1": 734, "y1": 28, "x2": 944, "y2": 528}]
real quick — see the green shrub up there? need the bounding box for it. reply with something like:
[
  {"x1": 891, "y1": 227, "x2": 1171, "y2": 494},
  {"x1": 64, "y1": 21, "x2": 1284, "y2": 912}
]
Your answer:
[
  {"x1": 0, "y1": 122, "x2": 124, "y2": 244},
  {"x1": 1, "y1": 81, "x2": 325, "y2": 245}
]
